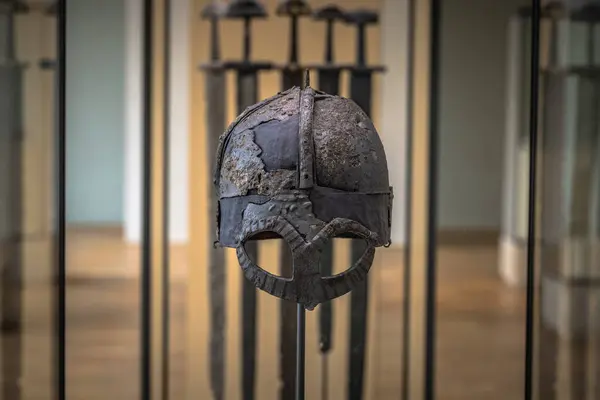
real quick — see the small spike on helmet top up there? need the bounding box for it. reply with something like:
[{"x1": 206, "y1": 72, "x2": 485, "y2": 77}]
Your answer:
[{"x1": 303, "y1": 69, "x2": 310, "y2": 89}]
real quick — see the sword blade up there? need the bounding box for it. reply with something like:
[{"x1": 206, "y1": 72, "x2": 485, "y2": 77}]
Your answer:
[
  {"x1": 0, "y1": 60, "x2": 24, "y2": 400},
  {"x1": 348, "y1": 69, "x2": 374, "y2": 400},
  {"x1": 317, "y1": 68, "x2": 341, "y2": 97},
  {"x1": 282, "y1": 66, "x2": 304, "y2": 89},
  {"x1": 279, "y1": 70, "x2": 301, "y2": 400},
  {"x1": 237, "y1": 69, "x2": 259, "y2": 400},
  {"x1": 205, "y1": 68, "x2": 227, "y2": 400},
  {"x1": 315, "y1": 66, "x2": 339, "y2": 381}
]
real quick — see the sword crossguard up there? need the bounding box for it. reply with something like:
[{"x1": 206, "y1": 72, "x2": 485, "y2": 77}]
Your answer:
[
  {"x1": 313, "y1": 5, "x2": 345, "y2": 21},
  {"x1": 342, "y1": 9, "x2": 378, "y2": 26},
  {"x1": 39, "y1": 58, "x2": 56, "y2": 70}
]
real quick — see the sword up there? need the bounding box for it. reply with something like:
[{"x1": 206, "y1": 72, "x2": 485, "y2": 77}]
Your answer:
[
  {"x1": 306, "y1": 5, "x2": 345, "y2": 400},
  {"x1": 310, "y1": 5, "x2": 345, "y2": 95},
  {"x1": 0, "y1": 2, "x2": 28, "y2": 399},
  {"x1": 199, "y1": 2, "x2": 227, "y2": 399},
  {"x1": 343, "y1": 9, "x2": 385, "y2": 400},
  {"x1": 275, "y1": 1, "x2": 311, "y2": 398},
  {"x1": 222, "y1": 2, "x2": 271, "y2": 399},
  {"x1": 276, "y1": 0, "x2": 311, "y2": 89}
]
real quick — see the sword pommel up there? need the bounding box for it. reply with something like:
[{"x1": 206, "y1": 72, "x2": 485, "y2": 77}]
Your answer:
[
  {"x1": 201, "y1": 1, "x2": 226, "y2": 20},
  {"x1": 276, "y1": 0, "x2": 311, "y2": 16},
  {"x1": 313, "y1": 5, "x2": 344, "y2": 21},
  {"x1": 224, "y1": 0, "x2": 267, "y2": 19}
]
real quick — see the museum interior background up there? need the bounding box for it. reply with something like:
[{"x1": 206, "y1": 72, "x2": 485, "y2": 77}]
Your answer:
[{"x1": 1, "y1": 0, "x2": 599, "y2": 398}]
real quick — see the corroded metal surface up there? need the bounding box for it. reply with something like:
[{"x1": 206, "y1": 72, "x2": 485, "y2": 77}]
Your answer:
[{"x1": 214, "y1": 82, "x2": 393, "y2": 309}]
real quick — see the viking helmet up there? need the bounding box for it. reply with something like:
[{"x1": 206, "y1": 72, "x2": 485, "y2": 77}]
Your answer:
[{"x1": 214, "y1": 77, "x2": 393, "y2": 310}]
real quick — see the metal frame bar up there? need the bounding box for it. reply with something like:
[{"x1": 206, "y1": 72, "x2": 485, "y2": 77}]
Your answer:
[
  {"x1": 423, "y1": 0, "x2": 440, "y2": 397},
  {"x1": 524, "y1": 0, "x2": 541, "y2": 398},
  {"x1": 141, "y1": 0, "x2": 153, "y2": 398},
  {"x1": 56, "y1": 0, "x2": 66, "y2": 398},
  {"x1": 401, "y1": 0, "x2": 416, "y2": 398},
  {"x1": 161, "y1": 0, "x2": 171, "y2": 397}
]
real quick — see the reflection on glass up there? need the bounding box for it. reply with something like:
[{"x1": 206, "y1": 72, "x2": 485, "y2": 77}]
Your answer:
[
  {"x1": 435, "y1": 0, "x2": 531, "y2": 398},
  {"x1": 0, "y1": 2, "x2": 24, "y2": 398},
  {"x1": 1, "y1": 1, "x2": 57, "y2": 399},
  {"x1": 536, "y1": 2, "x2": 600, "y2": 399}
]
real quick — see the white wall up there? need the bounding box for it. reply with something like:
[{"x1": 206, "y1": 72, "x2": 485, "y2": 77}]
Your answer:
[
  {"x1": 124, "y1": 0, "x2": 189, "y2": 243},
  {"x1": 380, "y1": 0, "x2": 409, "y2": 245},
  {"x1": 66, "y1": 0, "x2": 125, "y2": 224},
  {"x1": 437, "y1": 0, "x2": 525, "y2": 229}
]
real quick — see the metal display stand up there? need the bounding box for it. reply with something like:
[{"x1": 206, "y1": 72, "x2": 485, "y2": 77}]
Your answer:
[{"x1": 200, "y1": 2, "x2": 387, "y2": 400}]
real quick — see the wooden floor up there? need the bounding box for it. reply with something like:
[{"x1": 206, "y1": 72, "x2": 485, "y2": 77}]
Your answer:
[{"x1": 2, "y1": 228, "x2": 532, "y2": 399}]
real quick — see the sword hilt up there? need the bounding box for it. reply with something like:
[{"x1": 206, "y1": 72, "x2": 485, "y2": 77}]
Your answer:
[
  {"x1": 224, "y1": 0, "x2": 267, "y2": 63},
  {"x1": 343, "y1": 10, "x2": 378, "y2": 67},
  {"x1": 0, "y1": 1, "x2": 28, "y2": 62},
  {"x1": 39, "y1": 58, "x2": 56, "y2": 70},
  {"x1": 572, "y1": 4, "x2": 600, "y2": 67},
  {"x1": 313, "y1": 5, "x2": 344, "y2": 64},
  {"x1": 201, "y1": 2, "x2": 226, "y2": 62},
  {"x1": 277, "y1": 0, "x2": 311, "y2": 65}
]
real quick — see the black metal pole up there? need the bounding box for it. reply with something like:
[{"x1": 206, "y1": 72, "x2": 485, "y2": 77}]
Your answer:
[
  {"x1": 275, "y1": 3, "x2": 311, "y2": 398},
  {"x1": 524, "y1": 0, "x2": 540, "y2": 397},
  {"x1": 162, "y1": 0, "x2": 171, "y2": 398},
  {"x1": 56, "y1": 0, "x2": 66, "y2": 399},
  {"x1": 401, "y1": 0, "x2": 416, "y2": 398},
  {"x1": 424, "y1": 0, "x2": 440, "y2": 398},
  {"x1": 295, "y1": 304, "x2": 305, "y2": 400},
  {"x1": 141, "y1": 0, "x2": 153, "y2": 398}
]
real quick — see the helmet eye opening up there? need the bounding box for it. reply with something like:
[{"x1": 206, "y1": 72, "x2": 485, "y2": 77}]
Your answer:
[{"x1": 243, "y1": 232, "x2": 293, "y2": 279}]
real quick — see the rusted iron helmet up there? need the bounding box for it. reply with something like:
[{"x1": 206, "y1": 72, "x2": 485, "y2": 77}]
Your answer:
[{"x1": 213, "y1": 75, "x2": 393, "y2": 310}]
